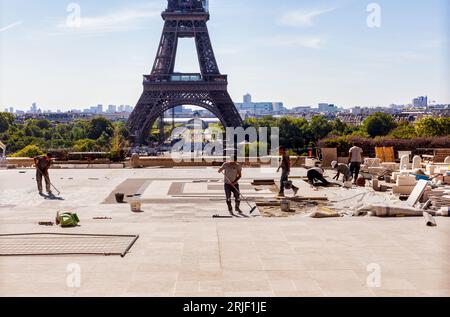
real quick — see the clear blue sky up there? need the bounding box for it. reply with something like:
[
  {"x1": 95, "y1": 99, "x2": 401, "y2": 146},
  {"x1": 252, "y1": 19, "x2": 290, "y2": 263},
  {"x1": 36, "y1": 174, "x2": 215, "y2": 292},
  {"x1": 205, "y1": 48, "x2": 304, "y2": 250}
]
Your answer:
[{"x1": 0, "y1": 0, "x2": 449, "y2": 111}]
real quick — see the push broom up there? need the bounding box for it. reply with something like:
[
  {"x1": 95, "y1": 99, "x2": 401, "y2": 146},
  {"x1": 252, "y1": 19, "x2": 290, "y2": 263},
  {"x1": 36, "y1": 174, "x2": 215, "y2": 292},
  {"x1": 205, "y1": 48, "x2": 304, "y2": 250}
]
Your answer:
[{"x1": 221, "y1": 172, "x2": 257, "y2": 214}]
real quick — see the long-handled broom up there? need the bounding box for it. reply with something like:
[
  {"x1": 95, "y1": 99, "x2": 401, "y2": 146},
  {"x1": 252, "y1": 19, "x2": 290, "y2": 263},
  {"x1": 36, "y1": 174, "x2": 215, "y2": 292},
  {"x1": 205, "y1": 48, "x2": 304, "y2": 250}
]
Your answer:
[
  {"x1": 221, "y1": 172, "x2": 257, "y2": 214},
  {"x1": 36, "y1": 166, "x2": 61, "y2": 196}
]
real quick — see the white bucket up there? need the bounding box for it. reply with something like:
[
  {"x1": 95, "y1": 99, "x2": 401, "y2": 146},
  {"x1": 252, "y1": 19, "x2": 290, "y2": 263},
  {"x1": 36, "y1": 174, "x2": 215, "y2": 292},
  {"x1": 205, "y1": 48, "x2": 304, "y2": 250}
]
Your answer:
[
  {"x1": 305, "y1": 158, "x2": 315, "y2": 168},
  {"x1": 130, "y1": 199, "x2": 142, "y2": 212}
]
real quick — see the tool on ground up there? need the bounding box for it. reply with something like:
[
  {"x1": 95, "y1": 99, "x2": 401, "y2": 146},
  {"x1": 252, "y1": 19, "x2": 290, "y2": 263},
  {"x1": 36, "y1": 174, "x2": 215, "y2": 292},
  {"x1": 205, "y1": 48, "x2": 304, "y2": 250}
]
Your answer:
[
  {"x1": 56, "y1": 212, "x2": 80, "y2": 228},
  {"x1": 221, "y1": 172, "x2": 257, "y2": 214},
  {"x1": 36, "y1": 166, "x2": 61, "y2": 196},
  {"x1": 38, "y1": 222, "x2": 54, "y2": 226}
]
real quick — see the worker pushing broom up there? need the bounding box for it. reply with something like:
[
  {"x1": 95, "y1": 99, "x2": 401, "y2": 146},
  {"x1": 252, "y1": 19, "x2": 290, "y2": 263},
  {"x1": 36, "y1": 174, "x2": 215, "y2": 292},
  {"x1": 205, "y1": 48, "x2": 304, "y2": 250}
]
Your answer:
[
  {"x1": 218, "y1": 155, "x2": 243, "y2": 214},
  {"x1": 34, "y1": 153, "x2": 60, "y2": 197}
]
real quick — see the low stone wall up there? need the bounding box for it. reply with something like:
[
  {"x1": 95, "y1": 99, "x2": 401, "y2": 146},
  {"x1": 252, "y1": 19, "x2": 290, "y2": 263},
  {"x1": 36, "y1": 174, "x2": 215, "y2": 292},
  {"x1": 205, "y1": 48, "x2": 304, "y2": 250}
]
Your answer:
[
  {"x1": 5, "y1": 156, "x2": 307, "y2": 169},
  {"x1": 129, "y1": 155, "x2": 307, "y2": 168},
  {"x1": 5, "y1": 157, "x2": 123, "y2": 169},
  {"x1": 5, "y1": 157, "x2": 34, "y2": 168}
]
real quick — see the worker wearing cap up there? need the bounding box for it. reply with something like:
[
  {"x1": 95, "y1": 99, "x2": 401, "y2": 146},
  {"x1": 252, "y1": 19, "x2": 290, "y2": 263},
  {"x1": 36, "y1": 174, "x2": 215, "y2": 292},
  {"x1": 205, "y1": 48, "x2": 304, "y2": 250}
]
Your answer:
[{"x1": 331, "y1": 161, "x2": 352, "y2": 183}]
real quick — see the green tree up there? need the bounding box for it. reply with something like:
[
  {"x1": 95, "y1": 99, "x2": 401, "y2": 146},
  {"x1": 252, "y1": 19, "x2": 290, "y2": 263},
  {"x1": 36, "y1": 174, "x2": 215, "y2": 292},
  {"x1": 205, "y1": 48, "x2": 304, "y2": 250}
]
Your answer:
[
  {"x1": 415, "y1": 117, "x2": 450, "y2": 137},
  {"x1": 35, "y1": 119, "x2": 51, "y2": 130},
  {"x1": 363, "y1": 112, "x2": 395, "y2": 138},
  {"x1": 0, "y1": 112, "x2": 14, "y2": 133},
  {"x1": 310, "y1": 115, "x2": 333, "y2": 141},
  {"x1": 88, "y1": 117, "x2": 113, "y2": 140},
  {"x1": 12, "y1": 144, "x2": 44, "y2": 158},
  {"x1": 73, "y1": 139, "x2": 96, "y2": 152},
  {"x1": 390, "y1": 121, "x2": 417, "y2": 139}
]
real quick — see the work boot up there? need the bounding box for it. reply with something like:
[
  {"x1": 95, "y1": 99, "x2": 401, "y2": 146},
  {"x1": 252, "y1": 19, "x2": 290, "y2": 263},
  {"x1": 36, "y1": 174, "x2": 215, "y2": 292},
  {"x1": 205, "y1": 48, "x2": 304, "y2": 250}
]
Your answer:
[{"x1": 278, "y1": 192, "x2": 285, "y2": 197}]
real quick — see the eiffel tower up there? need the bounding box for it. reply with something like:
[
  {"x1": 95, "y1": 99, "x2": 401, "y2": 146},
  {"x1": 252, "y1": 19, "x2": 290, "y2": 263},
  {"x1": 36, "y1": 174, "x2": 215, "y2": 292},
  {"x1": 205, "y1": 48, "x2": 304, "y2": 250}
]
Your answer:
[{"x1": 127, "y1": 0, "x2": 243, "y2": 145}]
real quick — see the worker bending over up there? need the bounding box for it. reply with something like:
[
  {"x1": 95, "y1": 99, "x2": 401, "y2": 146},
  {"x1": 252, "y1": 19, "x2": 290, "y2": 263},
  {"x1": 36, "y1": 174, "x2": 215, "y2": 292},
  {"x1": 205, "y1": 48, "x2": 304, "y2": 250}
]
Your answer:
[
  {"x1": 307, "y1": 167, "x2": 330, "y2": 187},
  {"x1": 34, "y1": 153, "x2": 53, "y2": 196},
  {"x1": 331, "y1": 161, "x2": 352, "y2": 183}
]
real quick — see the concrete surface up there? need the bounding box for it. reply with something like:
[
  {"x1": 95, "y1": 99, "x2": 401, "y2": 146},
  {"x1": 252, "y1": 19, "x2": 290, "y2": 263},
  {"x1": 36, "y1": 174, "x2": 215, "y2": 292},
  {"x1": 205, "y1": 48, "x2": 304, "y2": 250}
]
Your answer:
[{"x1": 0, "y1": 167, "x2": 449, "y2": 297}]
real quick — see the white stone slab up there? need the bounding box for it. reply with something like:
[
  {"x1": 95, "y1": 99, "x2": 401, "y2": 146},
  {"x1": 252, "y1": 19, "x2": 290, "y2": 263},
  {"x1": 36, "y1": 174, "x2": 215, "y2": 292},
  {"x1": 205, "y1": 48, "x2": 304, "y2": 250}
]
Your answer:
[{"x1": 141, "y1": 181, "x2": 173, "y2": 198}]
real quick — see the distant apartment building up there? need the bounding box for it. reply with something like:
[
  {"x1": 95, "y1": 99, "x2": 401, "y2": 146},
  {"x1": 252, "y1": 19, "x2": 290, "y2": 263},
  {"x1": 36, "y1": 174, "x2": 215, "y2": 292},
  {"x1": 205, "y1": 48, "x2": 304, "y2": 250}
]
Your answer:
[
  {"x1": 235, "y1": 94, "x2": 285, "y2": 116},
  {"x1": 292, "y1": 106, "x2": 312, "y2": 113},
  {"x1": 318, "y1": 103, "x2": 338, "y2": 113},
  {"x1": 412, "y1": 96, "x2": 428, "y2": 108},
  {"x1": 107, "y1": 105, "x2": 117, "y2": 113},
  {"x1": 350, "y1": 107, "x2": 362, "y2": 115}
]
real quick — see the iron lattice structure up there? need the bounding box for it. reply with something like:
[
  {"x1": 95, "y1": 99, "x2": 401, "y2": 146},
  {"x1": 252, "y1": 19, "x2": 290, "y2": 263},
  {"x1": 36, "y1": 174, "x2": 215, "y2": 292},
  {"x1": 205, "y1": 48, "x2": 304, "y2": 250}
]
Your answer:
[{"x1": 127, "y1": 0, "x2": 243, "y2": 145}]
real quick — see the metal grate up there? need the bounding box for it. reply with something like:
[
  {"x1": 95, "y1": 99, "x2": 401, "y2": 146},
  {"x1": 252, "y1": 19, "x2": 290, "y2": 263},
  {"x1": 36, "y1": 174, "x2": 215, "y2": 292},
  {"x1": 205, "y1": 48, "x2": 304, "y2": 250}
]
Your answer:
[{"x1": 0, "y1": 233, "x2": 139, "y2": 257}]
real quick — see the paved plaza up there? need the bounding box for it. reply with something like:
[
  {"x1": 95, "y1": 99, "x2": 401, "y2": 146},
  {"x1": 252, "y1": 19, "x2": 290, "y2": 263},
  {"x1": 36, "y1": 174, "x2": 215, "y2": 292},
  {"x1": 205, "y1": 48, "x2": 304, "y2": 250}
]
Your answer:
[{"x1": 0, "y1": 167, "x2": 449, "y2": 297}]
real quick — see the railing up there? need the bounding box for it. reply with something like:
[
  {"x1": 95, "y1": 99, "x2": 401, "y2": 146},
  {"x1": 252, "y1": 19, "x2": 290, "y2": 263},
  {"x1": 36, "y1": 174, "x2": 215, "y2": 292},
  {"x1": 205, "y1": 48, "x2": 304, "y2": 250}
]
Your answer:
[{"x1": 144, "y1": 73, "x2": 227, "y2": 83}]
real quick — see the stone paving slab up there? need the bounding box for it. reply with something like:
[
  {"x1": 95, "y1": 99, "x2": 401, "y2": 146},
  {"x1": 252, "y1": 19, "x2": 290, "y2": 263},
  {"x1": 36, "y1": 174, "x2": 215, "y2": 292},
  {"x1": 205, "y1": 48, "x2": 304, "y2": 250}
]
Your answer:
[{"x1": 0, "y1": 167, "x2": 449, "y2": 297}]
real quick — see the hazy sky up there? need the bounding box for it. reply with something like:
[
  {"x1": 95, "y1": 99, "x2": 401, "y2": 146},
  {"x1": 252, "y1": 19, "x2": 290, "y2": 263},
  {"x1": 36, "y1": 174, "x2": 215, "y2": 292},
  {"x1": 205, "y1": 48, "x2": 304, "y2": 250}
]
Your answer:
[{"x1": 0, "y1": 0, "x2": 449, "y2": 111}]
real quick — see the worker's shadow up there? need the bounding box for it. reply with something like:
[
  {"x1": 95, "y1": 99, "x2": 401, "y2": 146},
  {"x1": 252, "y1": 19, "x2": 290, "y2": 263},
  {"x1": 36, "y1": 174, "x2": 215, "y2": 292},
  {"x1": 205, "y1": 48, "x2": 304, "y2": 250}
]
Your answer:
[{"x1": 41, "y1": 193, "x2": 65, "y2": 201}]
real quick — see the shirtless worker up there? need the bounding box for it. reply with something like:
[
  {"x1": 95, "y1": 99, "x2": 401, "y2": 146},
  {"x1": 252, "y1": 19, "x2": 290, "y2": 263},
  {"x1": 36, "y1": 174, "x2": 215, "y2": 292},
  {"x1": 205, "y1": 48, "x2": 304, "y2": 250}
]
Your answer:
[
  {"x1": 218, "y1": 156, "x2": 242, "y2": 214},
  {"x1": 34, "y1": 153, "x2": 54, "y2": 196}
]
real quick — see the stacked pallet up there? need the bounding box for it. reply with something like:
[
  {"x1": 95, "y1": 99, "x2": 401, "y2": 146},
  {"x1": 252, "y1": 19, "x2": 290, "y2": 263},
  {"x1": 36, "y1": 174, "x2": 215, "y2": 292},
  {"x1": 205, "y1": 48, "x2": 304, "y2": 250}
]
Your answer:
[{"x1": 428, "y1": 189, "x2": 450, "y2": 209}]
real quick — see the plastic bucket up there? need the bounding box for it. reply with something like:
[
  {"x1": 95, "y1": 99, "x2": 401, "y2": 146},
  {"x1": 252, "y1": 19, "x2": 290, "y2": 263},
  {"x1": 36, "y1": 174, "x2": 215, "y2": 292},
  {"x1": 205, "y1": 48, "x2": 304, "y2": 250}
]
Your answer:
[
  {"x1": 130, "y1": 199, "x2": 142, "y2": 212},
  {"x1": 115, "y1": 193, "x2": 125, "y2": 203},
  {"x1": 280, "y1": 200, "x2": 291, "y2": 212}
]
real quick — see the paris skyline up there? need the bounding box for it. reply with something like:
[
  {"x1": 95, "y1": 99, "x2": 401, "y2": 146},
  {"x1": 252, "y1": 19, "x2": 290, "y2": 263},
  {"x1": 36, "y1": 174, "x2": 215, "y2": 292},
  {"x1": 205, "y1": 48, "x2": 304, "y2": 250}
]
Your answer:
[{"x1": 0, "y1": 0, "x2": 449, "y2": 110}]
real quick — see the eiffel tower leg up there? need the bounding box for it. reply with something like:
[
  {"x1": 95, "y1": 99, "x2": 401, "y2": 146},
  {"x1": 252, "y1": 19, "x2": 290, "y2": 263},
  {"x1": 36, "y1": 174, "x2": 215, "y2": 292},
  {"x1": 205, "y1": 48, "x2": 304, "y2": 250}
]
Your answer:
[
  {"x1": 159, "y1": 114, "x2": 165, "y2": 143},
  {"x1": 195, "y1": 23, "x2": 220, "y2": 75}
]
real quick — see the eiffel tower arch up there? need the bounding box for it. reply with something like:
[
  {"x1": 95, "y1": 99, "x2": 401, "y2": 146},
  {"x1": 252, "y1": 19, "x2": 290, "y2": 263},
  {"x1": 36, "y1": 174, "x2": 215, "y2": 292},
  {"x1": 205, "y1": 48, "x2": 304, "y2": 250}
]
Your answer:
[{"x1": 127, "y1": 0, "x2": 243, "y2": 145}]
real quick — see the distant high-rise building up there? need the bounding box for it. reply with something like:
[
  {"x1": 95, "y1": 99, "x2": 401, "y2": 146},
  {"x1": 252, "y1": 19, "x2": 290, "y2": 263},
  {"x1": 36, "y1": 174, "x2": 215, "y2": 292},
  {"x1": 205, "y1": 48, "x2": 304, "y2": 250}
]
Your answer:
[
  {"x1": 97, "y1": 104, "x2": 104, "y2": 114},
  {"x1": 118, "y1": 105, "x2": 125, "y2": 112},
  {"x1": 350, "y1": 107, "x2": 362, "y2": 115},
  {"x1": 9, "y1": 107, "x2": 14, "y2": 114},
  {"x1": 107, "y1": 105, "x2": 117, "y2": 113},
  {"x1": 30, "y1": 102, "x2": 38, "y2": 114},
  {"x1": 243, "y1": 93, "x2": 252, "y2": 104},
  {"x1": 235, "y1": 94, "x2": 284, "y2": 115},
  {"x1": 124, "y1": 105, "x2": 133, "y2": 113},
  {"x1": 318, "y1": 103, "x2": 338, "y2": 113},
  {"x1": 412, "y1": 96, "x2": 428, "y2": 108}
]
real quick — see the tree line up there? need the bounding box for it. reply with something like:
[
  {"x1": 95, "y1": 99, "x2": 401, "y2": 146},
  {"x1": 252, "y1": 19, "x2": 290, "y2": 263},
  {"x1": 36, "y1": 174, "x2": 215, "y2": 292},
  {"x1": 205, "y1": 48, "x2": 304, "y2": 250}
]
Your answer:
[{"x1": 0, "y1": 111, "x2": 449, "y2": 157}]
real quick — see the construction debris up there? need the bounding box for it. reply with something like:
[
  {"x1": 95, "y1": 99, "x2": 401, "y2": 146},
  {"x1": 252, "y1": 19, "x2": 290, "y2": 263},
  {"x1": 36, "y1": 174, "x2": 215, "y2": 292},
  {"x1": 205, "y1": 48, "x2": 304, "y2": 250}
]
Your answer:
[{"x1": 423, "y1": 212, "x2": 437, "y2": 227}]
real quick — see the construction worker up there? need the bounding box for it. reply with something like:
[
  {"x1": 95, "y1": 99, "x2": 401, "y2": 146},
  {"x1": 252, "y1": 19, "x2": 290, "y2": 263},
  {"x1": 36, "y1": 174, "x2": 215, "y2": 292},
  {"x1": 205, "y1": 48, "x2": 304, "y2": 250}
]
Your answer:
[
  {"x1": 331, "y1": 160, "x2": 352, "y2": 183},
  {"x1": 348, "y1": 143, "x2": 363, "y2": 184},
  {"x1": 218, "y1": 156, "x2": 242, "y2": 214},
  {"x1": 34, "y1": 153, "x2": 53, "y2": 196},
  {"x1": 277, "y1": 146, "x2": 299, "y2": 197},
  {"x1": 307, "y1": 167, "x2": 330, "y2": 187}
]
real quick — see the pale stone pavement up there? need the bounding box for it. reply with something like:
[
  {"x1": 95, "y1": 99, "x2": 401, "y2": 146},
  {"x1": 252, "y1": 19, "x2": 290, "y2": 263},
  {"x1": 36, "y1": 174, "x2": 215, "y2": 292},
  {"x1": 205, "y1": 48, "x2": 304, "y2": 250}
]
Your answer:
[{"x1": 0, "y1": 168, "x2": 449, "y2": 297}]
